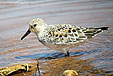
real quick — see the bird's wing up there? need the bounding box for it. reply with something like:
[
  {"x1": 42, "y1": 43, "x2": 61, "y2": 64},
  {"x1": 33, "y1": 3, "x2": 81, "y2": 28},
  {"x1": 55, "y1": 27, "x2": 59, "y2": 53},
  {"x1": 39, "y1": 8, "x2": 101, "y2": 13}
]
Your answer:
[
  {"x1": 47, "y1": 24, "x2": 88, "y2": 44},
  {"x1": 47, "y1": 24, "x2": 109, "y2": 44}
]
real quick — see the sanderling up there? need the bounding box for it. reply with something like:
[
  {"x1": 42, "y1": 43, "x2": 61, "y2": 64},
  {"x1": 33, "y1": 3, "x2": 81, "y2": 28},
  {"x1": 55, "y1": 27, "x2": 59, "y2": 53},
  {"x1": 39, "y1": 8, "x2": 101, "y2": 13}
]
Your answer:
[
  {"x1": 21, "y1": 18, "x2": 109, "y2": 57},
  {"x1": 63, "y1": 70, "x2": 78, "y2": 76}
]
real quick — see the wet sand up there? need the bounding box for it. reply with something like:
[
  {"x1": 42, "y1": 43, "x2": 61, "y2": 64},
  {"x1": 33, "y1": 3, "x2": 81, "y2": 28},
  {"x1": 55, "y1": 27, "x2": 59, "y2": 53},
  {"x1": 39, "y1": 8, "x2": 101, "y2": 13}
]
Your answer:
[{"x1": 0, "y1": 0, "x2": 113, "y2": 76}]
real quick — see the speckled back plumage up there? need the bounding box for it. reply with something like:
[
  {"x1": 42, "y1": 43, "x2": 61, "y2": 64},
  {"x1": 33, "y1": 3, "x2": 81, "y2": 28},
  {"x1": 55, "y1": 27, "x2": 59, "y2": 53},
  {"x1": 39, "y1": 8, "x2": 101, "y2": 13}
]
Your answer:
[{"x1": 38, "y1": 24, "x2": 104, "y2": 45}]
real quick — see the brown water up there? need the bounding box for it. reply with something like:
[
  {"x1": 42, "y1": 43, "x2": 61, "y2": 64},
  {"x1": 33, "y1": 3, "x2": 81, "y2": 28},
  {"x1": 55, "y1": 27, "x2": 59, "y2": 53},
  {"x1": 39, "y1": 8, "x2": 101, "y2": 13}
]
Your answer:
[{"x1": 0, "y1": 0, "x2": 113, "y2": 75}]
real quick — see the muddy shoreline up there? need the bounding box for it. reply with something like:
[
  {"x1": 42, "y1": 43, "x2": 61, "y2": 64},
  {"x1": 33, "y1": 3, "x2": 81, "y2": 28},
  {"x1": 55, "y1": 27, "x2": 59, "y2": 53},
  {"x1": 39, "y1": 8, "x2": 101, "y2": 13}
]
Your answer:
[{"x1": 1, "y1": 56, "x2": 113, "y2": 76}]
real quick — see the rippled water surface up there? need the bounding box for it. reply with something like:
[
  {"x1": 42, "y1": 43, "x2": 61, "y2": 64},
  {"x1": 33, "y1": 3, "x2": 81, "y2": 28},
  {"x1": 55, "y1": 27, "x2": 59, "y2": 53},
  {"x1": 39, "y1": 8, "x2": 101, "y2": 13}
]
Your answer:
[{"x1": 0, "y1": 0, "x2": 113, "y2": 75}]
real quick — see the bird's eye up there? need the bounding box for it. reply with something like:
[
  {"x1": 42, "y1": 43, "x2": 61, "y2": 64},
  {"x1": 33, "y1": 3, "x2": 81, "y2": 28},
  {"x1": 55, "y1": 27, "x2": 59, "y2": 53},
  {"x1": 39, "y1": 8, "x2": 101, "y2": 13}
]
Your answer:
[
  {"x1": 31, "y1": 26, "x2": 33, "y2": 28},
  {"x1": 34, "y1": 24, "x2": 37, "y2": 27}
]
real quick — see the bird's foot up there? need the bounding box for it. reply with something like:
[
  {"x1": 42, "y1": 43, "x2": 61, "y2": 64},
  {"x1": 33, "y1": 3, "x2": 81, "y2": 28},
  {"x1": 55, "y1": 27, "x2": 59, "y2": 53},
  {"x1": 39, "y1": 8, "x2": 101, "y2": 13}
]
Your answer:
[{"x1": 65, "y1": 51, "x2": 70, "y2": 57}]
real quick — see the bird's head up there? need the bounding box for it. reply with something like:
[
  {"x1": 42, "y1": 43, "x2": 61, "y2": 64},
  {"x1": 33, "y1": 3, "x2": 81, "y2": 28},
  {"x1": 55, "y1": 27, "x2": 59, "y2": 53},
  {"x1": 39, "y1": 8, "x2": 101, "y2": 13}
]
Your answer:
[{"x1": 21, "y1": 18, "x2": 47, "y2": 40}]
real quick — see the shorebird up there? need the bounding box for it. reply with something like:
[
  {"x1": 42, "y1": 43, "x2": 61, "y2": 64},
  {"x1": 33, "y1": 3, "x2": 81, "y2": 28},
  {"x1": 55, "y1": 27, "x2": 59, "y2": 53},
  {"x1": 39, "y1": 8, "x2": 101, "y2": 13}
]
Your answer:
[
  {"x1": 63, "y1": 70, "x2": 78, "y2": 76},
  {"x1": 21, "y1": 18, "x2": 109, "y2": 57}
]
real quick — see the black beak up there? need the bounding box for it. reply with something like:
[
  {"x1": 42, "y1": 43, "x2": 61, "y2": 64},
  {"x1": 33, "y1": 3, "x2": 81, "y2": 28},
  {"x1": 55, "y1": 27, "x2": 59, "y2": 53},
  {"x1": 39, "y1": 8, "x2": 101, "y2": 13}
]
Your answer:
[{"x1": 21, "y1": 29, "x2": 31, "y2": 40}]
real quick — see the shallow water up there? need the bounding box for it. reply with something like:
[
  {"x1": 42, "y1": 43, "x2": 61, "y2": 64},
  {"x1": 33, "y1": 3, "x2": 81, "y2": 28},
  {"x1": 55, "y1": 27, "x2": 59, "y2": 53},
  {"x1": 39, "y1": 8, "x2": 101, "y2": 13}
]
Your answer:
[{"x1": 0, "y1": 0, "x2": 113, "y2": 75}]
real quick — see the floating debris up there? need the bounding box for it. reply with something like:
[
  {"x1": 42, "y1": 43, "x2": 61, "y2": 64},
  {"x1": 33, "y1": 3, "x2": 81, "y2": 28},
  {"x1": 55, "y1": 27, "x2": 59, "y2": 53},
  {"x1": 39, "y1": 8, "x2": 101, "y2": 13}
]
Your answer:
[
  {"x1": 0, "y1": 63, "x2": 32, "y2": 76},
  {"x1": 63, "y1": 70, "x2": 78, "y2": 76},
  {"x1": 36, "y1": 59, "x2": 41, "y2": 76}
]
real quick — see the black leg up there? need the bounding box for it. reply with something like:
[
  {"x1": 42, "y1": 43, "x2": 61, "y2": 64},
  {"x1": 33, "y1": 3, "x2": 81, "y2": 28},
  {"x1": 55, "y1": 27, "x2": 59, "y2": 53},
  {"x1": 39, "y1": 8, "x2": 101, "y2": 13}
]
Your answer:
[{"x1": 65, "y1": 51, "x2": 70, "y2": 57}]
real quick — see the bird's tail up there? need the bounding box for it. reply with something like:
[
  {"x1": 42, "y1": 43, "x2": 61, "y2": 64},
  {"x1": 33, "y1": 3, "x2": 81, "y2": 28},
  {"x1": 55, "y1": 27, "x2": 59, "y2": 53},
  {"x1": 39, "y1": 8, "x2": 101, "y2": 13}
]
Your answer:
[
  {"x1": 95, "y1": 27, "x2": 109, "y2": 30},
  {"x1": 84, "y1": 27, "x2": 109, "y2": 38}
]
